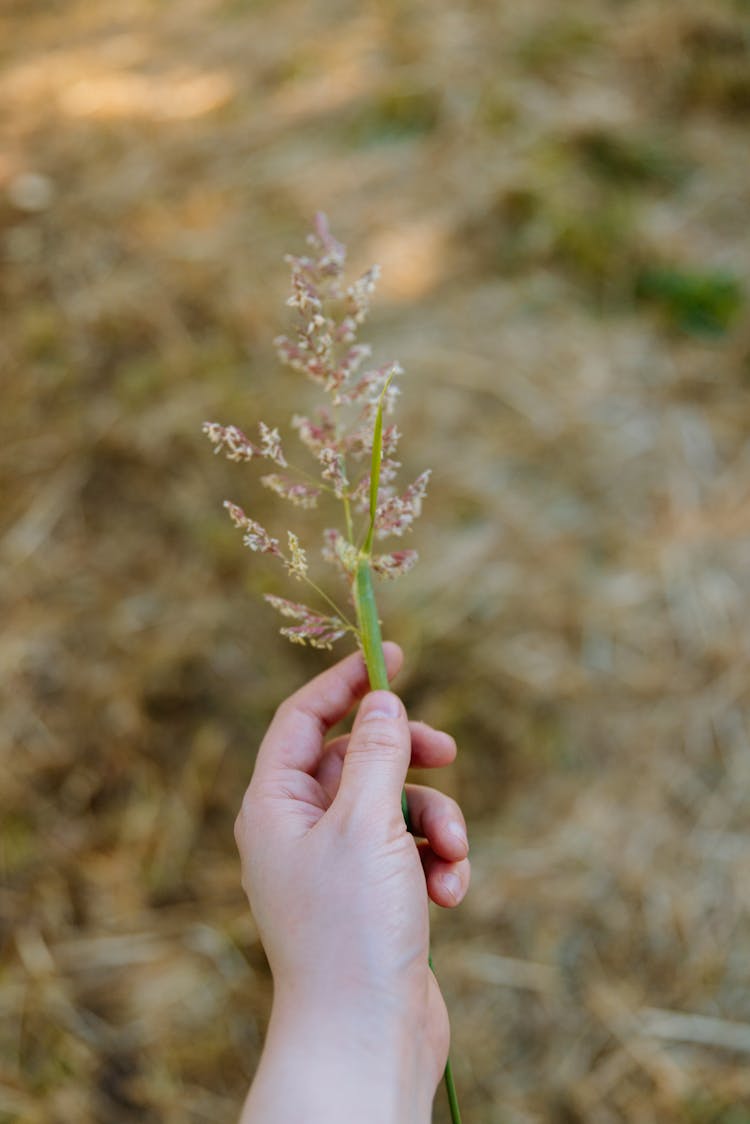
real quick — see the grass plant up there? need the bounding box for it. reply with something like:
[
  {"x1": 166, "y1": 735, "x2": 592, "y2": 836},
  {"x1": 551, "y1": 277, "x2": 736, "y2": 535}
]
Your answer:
[{"x1": 204, "y1": 214, "x2": 461, "y2": 1123}]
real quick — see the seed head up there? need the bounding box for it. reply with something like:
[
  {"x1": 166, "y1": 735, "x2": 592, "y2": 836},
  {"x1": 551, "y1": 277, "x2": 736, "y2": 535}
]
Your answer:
[
  {"x1": 258, "y1": 422, "x2": 287, "y2": 467},
  {"x1": 285, "y1": 532, "x2": 308, "y2": 581},
  {"x1": 204, "y1": 423, "x2": 259, "y2": 462},
  {"x1": 374, "y1": 469, "x2": 432, "y2": 538},
  {"x1": 223, "y1": 501, "x2": 281, "y2": 555},
  {"x1": 291, "y1": 411, "x2": 337, "y2": 456},
  {"x1": 318, "y1": 447, "x2": 348, "y2": 498},
  {"x1": 264, "y1": 594, "x2": 348, "y2": 650},
  {"x1": 371, "y1": 550, "x2": 419, "y2": 580},
  {"x1": 206, "y1": 215, "x2": 431, "y2": 653},
  {"x1": 322, "y1": 529, "x2": 359, "y2": 577},
  {"x1": 261, "y1": 474, "x2": 321, "y2": 509}
]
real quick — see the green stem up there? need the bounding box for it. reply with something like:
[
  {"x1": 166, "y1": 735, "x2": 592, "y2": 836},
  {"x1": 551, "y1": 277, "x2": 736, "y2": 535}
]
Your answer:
[
  {"x1": 353, "y1": 558, "x2": 409, "y2": 828},
  {"x1": 343, "y1": 492, "x2": 354, "y2": 549},
  {"x1": 353, "y1": 556, "x2": 461, "y2": 1124},
  {"x1": 444, "y1": 1057, "x2": 462, "y2": 1124},
  {"x1": 353, "y1": 558, "x2": 389, "y2": 690}
]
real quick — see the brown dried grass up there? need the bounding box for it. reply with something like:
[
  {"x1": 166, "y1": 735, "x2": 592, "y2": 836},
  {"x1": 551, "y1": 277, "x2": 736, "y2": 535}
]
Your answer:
[{"x1": 2, "y1": 1, "x2": 750, "y2": 1121}]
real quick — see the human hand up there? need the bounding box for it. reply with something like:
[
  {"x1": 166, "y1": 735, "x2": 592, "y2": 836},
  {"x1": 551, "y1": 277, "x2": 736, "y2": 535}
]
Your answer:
[{"x1": 235, "y1": 642, "x2": 470, "y2": 1124}]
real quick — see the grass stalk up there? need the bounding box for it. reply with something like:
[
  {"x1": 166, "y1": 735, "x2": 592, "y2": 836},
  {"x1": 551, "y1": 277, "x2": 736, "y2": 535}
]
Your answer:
[
  {"x1": 353, "y1": 557, "x2": 462, "y2": 1124},
  {"x1": 353, "y1": 370, "x2": 462, "y2": 1124}
]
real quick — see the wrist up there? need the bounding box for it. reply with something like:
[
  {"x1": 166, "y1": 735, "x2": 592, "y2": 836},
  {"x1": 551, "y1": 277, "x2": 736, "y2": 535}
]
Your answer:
[{"x1": 241, "y1": 987, "x2": 435, "y2": 1124}]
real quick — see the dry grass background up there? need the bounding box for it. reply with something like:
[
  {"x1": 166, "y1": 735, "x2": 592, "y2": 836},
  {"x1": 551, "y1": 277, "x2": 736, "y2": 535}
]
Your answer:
[{"x1": 2, "y1": 1, "x2": 750, "y2": 1121}]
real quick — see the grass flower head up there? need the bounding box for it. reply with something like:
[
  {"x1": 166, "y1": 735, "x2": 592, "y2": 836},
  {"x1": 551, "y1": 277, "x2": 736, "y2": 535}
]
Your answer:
[{"x1": 203, "y1": 213, "x2": 430, "y2": 663}]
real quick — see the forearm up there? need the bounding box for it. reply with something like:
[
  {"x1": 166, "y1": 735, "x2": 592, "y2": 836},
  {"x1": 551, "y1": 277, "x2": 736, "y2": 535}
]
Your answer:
[{"x1": 239, "y1": 994, "x2": 435, "y2": 1124}]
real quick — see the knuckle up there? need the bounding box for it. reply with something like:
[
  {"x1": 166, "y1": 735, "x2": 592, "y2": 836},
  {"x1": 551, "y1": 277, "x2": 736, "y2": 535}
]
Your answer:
[
  {"x1": 424, "y1": 793, "x2": 461, "y2": 832},
  {"x1": 427, "y1": 792, "x2": 460, "y2": 828},
  {"x1": 444, "y1": 796, "x2": 464, "y2": 825},
  {"x1": 352, "y1": 726, "x2": 402, "y2": 758},
  {"x1": 273, "y1": 696, "x2": 294, "y2": 723}
]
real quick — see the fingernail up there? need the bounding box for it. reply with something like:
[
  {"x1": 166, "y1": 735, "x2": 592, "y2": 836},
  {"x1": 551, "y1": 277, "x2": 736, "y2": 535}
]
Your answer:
[
  {"x1": 441, "y1": 871, "x2": 462, "y2": 902},
  {"x1": 360, "y1": 691, "x2": 402, "y2": 721},
  {"x1": 447, "y1": 821, "x2": 468, "y2": 851}
]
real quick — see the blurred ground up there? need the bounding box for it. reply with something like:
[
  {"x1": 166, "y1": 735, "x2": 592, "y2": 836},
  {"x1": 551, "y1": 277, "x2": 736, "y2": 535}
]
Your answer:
[{"x1": 2, "y1": 1, "x2": 750, "y2": 1121}]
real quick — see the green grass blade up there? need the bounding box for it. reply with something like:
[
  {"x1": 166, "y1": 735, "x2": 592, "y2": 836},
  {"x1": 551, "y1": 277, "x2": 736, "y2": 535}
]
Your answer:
[
  {"x1": 354, "y1": 557, "x2": 388, "y2": 690},
  {"x1": 363, "y1": 373, "x2": 394, "y2": 556}
]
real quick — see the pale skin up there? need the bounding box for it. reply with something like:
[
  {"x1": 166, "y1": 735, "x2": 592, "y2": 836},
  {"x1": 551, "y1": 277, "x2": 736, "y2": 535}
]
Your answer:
[{"x1": 235, "y1": 641, "x2": 471, "y2": 1124}]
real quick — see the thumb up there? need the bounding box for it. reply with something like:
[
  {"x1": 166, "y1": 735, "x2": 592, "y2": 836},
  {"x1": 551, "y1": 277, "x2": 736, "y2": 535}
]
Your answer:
[{"x1": 336, "y1": 690, "x2": 411, "y2": 820}]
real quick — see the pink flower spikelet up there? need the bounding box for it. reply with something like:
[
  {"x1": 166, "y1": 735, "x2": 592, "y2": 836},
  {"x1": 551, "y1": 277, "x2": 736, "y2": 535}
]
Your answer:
[
  {"x1": 264, "y1": 595, "x2": 348, "y2": 650},
  {"x1": 204, "y1": 423, "x2": 260, "y2": 462},
  {"x1": 261, "y1": 475, "x2": 321, "y2": 509},
  {"x1": 374, "y1": 470, "x2": 432, "y2": 538},
  {"x1": 204, "y1": 214, "x2": 431, "y2": 649},
  {"x1": 204, "y1": 421, "x2": 287, "y2": 466},
  {"x1": 223, "y1": 502, "x2": 280, "y2": 555},
  {"x1": 371, "y1": 550, "x2": 419, "y2": 580}
]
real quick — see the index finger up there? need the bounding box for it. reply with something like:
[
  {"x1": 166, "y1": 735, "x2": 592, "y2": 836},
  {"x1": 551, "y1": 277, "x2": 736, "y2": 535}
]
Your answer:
[{"x1": 253, "y1": 641, "x2": 403, "y2": 781}]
